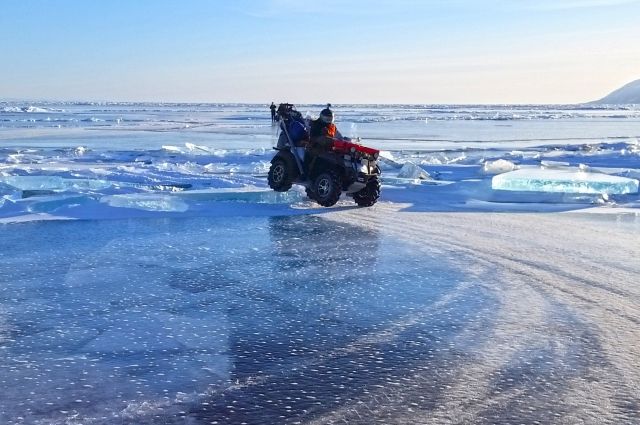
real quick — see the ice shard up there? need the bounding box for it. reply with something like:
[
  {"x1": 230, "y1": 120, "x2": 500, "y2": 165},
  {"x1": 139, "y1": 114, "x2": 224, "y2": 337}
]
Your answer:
[
  {"x1": 492, "y1": 167, "x2": 639, "y2": 195},
  {"x1": 397, "y1": 162, "x2": 432, "y2": 180},
  {"x1": 172, "y1": 187, "x2": 304, "y2": 203},
  {"x1": 101, "y1": 193, "x2": 189, "y2": 212}
]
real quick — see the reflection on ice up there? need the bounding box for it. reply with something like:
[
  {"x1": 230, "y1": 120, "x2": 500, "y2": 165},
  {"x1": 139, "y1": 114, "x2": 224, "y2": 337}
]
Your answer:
[{"x1": 0, "y1": 215, "x2": 486, "y2": 424}]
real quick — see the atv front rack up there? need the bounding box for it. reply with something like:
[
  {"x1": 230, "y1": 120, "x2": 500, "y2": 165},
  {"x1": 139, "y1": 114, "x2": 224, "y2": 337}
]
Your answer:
[{"x1": 330, "y1": 139, "x2": 380, "y2": 160}]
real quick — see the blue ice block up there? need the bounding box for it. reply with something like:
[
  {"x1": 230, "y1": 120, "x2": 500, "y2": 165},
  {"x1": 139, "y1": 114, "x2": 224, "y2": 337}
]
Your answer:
[{"x1": 492, "y1": 167, "x2": 639, "y2": 195}]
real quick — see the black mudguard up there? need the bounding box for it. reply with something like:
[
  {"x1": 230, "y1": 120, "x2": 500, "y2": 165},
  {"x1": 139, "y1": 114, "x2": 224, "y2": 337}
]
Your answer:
[{"x1": 271, "y1": 150, "x2": 300, "y2": 180}]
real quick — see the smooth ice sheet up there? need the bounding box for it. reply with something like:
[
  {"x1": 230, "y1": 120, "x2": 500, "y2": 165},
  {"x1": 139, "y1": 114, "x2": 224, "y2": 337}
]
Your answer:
[{"x1": 0, "y1": 215, "x2": 489, "y2": 424}]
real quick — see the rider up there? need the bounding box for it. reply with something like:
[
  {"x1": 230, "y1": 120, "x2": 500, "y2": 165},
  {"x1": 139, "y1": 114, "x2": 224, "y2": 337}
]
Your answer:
[
  {"x1": 309, "y1": 106, "x2": 346, "y2": 150},
  {"x1": 305, "y1": 105, "x2": 347, "y2": 174}
]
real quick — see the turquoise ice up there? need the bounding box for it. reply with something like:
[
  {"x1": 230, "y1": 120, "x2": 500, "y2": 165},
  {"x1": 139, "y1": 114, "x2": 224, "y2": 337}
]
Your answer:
[{"x1": 491, "y1": 167, "x2": 639, "y2": 195}]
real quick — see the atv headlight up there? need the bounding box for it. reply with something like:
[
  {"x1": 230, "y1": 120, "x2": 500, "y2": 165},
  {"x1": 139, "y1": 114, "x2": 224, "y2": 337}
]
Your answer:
[{"x1": 359, "y1": 160, "x2": 370, "y2": 174}]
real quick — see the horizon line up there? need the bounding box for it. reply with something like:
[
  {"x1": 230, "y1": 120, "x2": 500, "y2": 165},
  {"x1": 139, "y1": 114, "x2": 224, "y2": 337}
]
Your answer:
[{"x1": 0, "y1": 98, "x2": 607, "y2": 107}]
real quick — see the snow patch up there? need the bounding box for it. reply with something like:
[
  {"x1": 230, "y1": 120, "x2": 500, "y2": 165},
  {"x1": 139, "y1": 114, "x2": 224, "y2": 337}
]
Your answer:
[{"x1": 482, "y1": 159, "x2": 517, "y2": 175}]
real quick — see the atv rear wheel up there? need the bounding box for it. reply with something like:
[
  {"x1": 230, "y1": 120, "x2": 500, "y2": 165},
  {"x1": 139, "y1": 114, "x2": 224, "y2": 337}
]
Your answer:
[
  {"x1": 305, "y1": 186, "x2": 315, "y2": 200},
  {"x1": 311, "y1": 171, "x2": 342, "y2": 207},
  {"x1": 353, "y1": 178, "x2": 380, "y2": 207},
  {"x1": 268, "y1": 159, "x2": 293, "y2": 192}
]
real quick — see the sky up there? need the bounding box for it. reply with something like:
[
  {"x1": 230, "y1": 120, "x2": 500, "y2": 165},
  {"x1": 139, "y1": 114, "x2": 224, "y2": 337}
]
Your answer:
[{"x1": 1, "y1": 0, "x2": 640, "y2": 104}]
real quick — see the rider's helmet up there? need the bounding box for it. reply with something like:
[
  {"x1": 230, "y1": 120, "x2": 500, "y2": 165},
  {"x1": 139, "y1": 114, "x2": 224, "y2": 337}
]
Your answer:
[{"x1": 319, "y1": 107, "x2": 334, "y2": 124}]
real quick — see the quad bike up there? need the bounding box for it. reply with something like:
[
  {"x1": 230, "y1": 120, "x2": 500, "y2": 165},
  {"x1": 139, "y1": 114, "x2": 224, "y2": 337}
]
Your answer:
[{"x1": 268, "y1": 103, "x2": 381, "y2": 207}]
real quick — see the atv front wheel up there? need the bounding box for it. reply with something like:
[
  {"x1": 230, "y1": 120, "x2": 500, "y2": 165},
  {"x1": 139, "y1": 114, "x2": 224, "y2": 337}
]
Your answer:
[
  {"x1": 268, "y1": 159, "x2": 293, "y2": 192},
  {"x1": 312, "y1": 171, "x2": 342, "y2": 207},
  {"x1": 353, "y1": 178, "x2": 380, "y2": 207}
]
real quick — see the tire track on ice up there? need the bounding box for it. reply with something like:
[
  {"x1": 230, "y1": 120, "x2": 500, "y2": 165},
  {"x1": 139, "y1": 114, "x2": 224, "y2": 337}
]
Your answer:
[{"x1": 314, "y1": 203, "x2": 640, "y2": 424}]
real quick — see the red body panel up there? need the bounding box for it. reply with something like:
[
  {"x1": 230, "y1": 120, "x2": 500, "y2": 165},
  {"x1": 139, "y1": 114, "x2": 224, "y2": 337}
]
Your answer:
[{"x1": 330, "y1": 139, "x2": 380, "y2": 156}]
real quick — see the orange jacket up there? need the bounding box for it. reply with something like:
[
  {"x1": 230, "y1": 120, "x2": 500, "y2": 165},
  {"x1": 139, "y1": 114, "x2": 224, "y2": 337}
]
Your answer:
[{"x1": 325, "y1": 123, "x2": 336, "y2": 138}]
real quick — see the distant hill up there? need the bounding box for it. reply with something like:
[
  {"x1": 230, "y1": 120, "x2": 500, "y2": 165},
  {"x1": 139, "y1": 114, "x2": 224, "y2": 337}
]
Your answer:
[{"x1": 591, "y1": 79, "x2": 640, "y2": 105}]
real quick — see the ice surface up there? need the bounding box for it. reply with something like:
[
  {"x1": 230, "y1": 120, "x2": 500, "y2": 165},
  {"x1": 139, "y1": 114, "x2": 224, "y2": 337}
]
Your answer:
[
  {"x1": 0, "y1": 215, "x2": 485, "y2": 424},
  {"x1": 492, "y1": 167, "x2": 639, "y2": 195}
]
